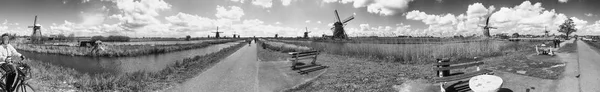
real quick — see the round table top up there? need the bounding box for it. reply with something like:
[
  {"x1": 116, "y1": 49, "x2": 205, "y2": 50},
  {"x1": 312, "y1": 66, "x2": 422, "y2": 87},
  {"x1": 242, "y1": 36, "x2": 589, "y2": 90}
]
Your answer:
[{"x1": 469, "y1": 75, "x2": 503, "y2": 91}]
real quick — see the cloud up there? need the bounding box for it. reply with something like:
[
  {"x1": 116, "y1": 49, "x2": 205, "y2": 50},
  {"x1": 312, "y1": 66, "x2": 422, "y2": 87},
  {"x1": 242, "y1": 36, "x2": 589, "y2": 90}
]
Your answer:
[
  {"x1": 585, "y1": 13, "x2": 596, "y2": 17},
  {"x1": 230, "y1": 0, "x2": 246, "y2": 3},
  {"x1": 346, "y1": 23, "x2": 410, "y2": 37},
  {"x1": 252, "y1": 0, "x2": 273, "y2": 8},
  {"x1": 215, "y1": 5, "x2": 245, "y2": 21},
  {"x1": 108, "y1": 0, "x2": 171, "y2": 30},
  {"x1": 324, "y1": 0, "x2": 414, "y2": 16},
  {"x1": 558, "y1": 0, "x2": 568, "y2": 3},
  {"x1": 402, "y1": 1, "x2": 589, "y2": 36},
  {"x1": 275, "y1": 22, "x2": 281, "y2": 25},
  {"x1": 281, "y1": 0, "x2": 292, "y2": 6},
  {"x1": 165, "y1": 12, "x2": 216, "y2": 32},
  {"x1": 317, "y1": 21, "x2": 322, "y2": 24},
  {"x1": 305, "y1": 20, "x2": 311, "y2": 23}
]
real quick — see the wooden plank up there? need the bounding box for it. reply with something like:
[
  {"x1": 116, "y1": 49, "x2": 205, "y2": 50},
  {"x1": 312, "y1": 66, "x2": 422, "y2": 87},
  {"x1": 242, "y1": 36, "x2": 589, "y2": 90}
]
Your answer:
[
  {"x1": 434, "y1": 62, "x2": 484, "y2": 71},
  {"x1": 289, "y1": 56, "x2": 317, "y2": 61},
  {"x1": 292, "y1": 53, "x2": 319, "y2": 58},
  {"x1": 299, "y1": 66, "x2": 328, "y2": 74},
  {"x1": 293, "y1": 64, "x2": 319, "y2": 70},
  {"x1": 289, "y1": 51, "x2": 319, "y2": 55},
  {"x1": 433, "y1": 69, "x2": 493, "y2": 83},
  {"x1": 434, "y1": 60, "x2": 478, "y2": 66}
]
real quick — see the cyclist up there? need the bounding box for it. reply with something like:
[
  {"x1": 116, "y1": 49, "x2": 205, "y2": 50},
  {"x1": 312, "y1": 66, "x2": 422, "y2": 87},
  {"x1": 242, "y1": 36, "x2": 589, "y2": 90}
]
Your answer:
[{"x1": 0, "y1": 33, "x2": 25, "y2": 91}]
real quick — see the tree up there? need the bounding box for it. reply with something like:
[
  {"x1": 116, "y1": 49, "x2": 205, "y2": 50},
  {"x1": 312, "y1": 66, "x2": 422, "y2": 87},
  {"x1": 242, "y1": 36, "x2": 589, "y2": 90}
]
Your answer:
[
  {"x1": 57, "y1": 34, "x2": 67, "y2": 40},
  {"x1": 185, "y1": 35, "x2": 191, "y2": 41},
  {"x1": 512, "y1": 33, "x2": 520, "y2": 38},
  {"x1": 91, "y1": 36, "x2": 104, "y2": 41},
  {"x1": 68, "y1": 33, "x2": 75, "y2": 41},
  {"x1": 558, "y1": 18, "x2": 577, "y2": 39}
]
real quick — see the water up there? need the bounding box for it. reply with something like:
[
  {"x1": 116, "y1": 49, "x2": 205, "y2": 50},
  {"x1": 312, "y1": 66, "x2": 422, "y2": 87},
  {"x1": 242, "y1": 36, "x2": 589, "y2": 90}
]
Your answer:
[{"x1": 19, "y1": 41, "x2": 241, "y2": 74}]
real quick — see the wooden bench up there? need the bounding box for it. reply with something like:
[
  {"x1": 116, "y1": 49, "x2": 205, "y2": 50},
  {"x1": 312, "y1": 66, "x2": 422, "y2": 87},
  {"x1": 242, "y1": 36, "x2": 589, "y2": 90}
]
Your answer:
[
  {"x1": 434, "y1": 58, "x2": 493, "y2": 92},
  {"x1": 288, "y1": 51, "x2": 328, "y2": 74}
]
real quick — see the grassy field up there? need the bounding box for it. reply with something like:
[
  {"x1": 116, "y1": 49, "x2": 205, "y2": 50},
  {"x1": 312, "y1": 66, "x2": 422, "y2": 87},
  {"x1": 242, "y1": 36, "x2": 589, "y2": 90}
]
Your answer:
[
  {"x1": 256, "y1": 39, "x2": 567, "y2": 91},
  {"x1": 268, "y1": 39, "x2": 539, "y2": 64},
  {"x1": 26, "y1": 40, "x2": 248, "y2": 91},
  {"x1": 278, "y1": 37, "x2": 484, "y2": 44},
  {"x1": 14, "y1": 39, "x2": 240, "y2": 57}
]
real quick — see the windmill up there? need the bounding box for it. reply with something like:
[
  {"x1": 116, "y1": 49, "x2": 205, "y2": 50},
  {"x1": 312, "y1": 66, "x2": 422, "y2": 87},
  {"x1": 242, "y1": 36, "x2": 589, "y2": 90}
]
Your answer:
[
  {"x1": 28, "y1": 16, "x2": 43, "y2": 44},
  {"x1": 275, "y1": 34, "x2": 278, "y2": 38},
  {"x1": 303, "y1": 27, "x2": 311, "y2": 38},
  {"x1": 212, "y1": 26, "x2": 223, "y2": 38},
  {"x1": 544, "y1": 26, "x2": 549, "y2": 37},
  {"x1": 330, "y1": 10, "x2": 354, "y2": 39},
  {"x1": 478, "y1": 15, "x2": 496, "y2": 37}
]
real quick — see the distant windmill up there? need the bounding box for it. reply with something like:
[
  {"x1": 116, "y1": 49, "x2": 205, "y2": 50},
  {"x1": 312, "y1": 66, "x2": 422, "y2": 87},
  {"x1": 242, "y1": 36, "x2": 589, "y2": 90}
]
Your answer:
[
  {"x1": 303, "y1": 27, "x2": 311, "y2": 38},
  {"x1": 478, "y1": 15, "x2": 496, "y2": 37},
  {"x1": 212, "y1": 26, "x2": 223, "y2": 38},
  {"x1": 330, "y1": 10, "x2": 354, "y2": 39},
  {"x1": 28, "y1": 16, "x2": 43, "y2": 44},
  {"x1": 544, "y1": 26, "x2": 549, "y2": 37},
  {"x1": 275, "y1": 34, "x2": 278, "y2": 38}
]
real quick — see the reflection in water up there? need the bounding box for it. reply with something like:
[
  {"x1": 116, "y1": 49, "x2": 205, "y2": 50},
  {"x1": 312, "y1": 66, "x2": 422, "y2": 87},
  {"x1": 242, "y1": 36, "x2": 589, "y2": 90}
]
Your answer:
[{"x1": 20, "y1": 42, "x2": 241, "y2": 75}]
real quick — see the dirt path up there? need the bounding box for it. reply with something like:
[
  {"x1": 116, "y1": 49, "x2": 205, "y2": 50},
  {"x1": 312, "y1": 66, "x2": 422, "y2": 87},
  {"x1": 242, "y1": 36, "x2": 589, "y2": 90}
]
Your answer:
[
  {"x1": 168, "y1": 41, "x2": 259, "y2": 92},
  {"x1": 574, "y1": 40, "x2": 600, "y2": 92}
]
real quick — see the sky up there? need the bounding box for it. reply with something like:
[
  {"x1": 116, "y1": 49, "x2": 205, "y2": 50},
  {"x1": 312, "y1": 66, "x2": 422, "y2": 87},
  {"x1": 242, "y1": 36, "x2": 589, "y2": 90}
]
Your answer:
[{"x1": 0, "y1": 0, "x2": 599, "y2": 37}]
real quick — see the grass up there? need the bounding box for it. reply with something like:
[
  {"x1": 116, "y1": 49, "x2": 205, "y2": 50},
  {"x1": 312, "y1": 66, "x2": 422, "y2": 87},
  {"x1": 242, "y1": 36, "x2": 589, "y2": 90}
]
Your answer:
[
  {"x1": 255, "y1": 39, "x2": 566, "y2": 91},
  {"x1": 279, "y1": 37, "x2": 484, "y2": 44},
  {"x1": 14, "y1": 39, "x2": 240, "y2": 57},
  {"x1": 26, "y1": 40, "x2": 248, "y2": 91},
  {"x1": 268, "y1": 39, "x2": 539, "y2": 64}
]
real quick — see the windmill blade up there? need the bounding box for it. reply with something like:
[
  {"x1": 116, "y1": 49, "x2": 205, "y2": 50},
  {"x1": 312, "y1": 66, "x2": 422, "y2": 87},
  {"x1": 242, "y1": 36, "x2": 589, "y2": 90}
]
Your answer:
[
  {"x1": 342, "y1": 16, "x2": 354, "y2": 24},
  {"x1": 331, "y1": 27, "x2": 335, "y2": 30},
  {"x1": 489, "y1": 27, "x2": 497, "y2": 29},
  {"x1": 484, "y1": 17, "x2": 490, "y2": 26},
  {"x1": 305, "y1": 27, "x2": 308, "y2": 32},
  {"x1": 334, "y1": 10, "x2": 342, "y2": 22}
]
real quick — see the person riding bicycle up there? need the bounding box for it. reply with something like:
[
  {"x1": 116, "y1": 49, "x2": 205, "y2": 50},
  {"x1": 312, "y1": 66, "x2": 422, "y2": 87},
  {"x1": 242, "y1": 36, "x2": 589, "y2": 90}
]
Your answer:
[{"x1": 0, "y1": 33, "x2": 25, "y2": 91}]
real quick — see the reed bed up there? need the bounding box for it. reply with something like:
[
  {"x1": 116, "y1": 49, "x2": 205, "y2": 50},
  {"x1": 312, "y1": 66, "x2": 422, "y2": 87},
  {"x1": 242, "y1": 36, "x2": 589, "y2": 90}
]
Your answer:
[
  {"x1": 14, "y1": 39, "x2": 240, "y2": 57},
  {"x1": 266, "y1": 39, "x2": 540, "y2": 64},
  {"x1": 256, "y1": 39, "x2": 311, "y2": 53},
  {"x1": 26, "y1": 40, "x2": 249, "y2": 91}
]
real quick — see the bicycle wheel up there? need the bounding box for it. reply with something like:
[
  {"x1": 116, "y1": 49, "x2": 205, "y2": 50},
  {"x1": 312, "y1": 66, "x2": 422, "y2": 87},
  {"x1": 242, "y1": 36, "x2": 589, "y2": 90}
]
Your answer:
[{"x1": 15, "y1": 84, "x2": 34, "y2": 92}]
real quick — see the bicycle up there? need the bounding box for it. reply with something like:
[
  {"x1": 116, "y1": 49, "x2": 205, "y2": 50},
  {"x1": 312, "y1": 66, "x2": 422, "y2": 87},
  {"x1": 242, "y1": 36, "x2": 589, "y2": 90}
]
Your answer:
[{"x1": 0, "y1": 56, "x2": 35, "y2": 92}]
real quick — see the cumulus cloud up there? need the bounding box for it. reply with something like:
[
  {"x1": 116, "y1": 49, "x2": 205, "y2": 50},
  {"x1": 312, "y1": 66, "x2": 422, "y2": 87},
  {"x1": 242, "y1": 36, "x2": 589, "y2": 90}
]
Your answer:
[
  {"x1": 558, "y1": 0, "x2": 568, "y2": 3},
  {"x1": 346, "y1": 23, "x2": 410, "y2": 37},
  {"x1": 305, "y1": 20, "x2": 311, "y2": 23},
  {"x1": 281, "y1": 0, "x2": 292, "y2": 6},
  {"x1": 252, "y1": 0, "x2": 273, "y2": 8},
  {"x1": 323, "y1": 0, "x2": 414, "y2": 16},
  {"x1": 404, "y1": 1, "x2": 589, "y2": 37},
  {"x1": 585, "y1": 13, "x2": 596, "y2": 17},
  {"x1": 230, "y1": 0, "x2": 246, "y2": 3},
  {"x1": 108, "y1": 0, "x2": 171, "y2": 30},
  {"x1": 215, "y1": 6, "x2": 245, "y2": 21}
]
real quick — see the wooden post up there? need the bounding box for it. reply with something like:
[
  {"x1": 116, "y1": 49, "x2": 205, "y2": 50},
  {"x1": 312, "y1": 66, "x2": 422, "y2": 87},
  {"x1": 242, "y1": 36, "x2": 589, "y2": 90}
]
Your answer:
[{"x1": 312, "y1": 51, "x2": 318, "y2": 65}]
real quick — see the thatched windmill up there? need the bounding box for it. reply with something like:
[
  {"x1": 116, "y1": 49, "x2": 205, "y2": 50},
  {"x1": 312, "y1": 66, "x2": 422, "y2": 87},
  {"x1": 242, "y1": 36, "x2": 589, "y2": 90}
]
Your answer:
[
  {"x1": 479, "y1": 15, "x2": 496, "y2": 37},
  {"x1": 330, "y1": 10, "x2": 354, "y2": 39},
  {"x1": 212, "y1": 26, "x2": 223, "y2": 38},
  {"x1": 303, "y1": 27, "x2": 311, "y2": 38},
  {"x1": 28, "y1": 16, "x2": 43, "y2": 44}
]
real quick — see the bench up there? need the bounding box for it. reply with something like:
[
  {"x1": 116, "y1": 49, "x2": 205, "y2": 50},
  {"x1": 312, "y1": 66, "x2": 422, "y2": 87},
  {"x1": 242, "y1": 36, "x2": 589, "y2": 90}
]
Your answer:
[
  {"x1": 434, "y1": 58, "x2": 493, "y2": 92},
  {"x1": 288, "y1": 50, "x2": 328, "y2": 74},
  {"x1": 535, "y1": 44, "x2": 554, "y2": 56}
]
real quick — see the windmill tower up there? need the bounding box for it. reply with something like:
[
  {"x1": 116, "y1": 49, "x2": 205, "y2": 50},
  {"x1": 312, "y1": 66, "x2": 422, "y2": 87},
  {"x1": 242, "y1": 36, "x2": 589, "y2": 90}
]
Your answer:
[
  {"x1": 331, "y1": 10, "x2": 354, "y2": 39},
  {"x1": 275, "y1": 34, "x2": 278, "y2": 38},
  {"x1": 479, "y1": 15, "x2": 496, "y2": 37},
  {"x1": 28, "y1": 16, "x2": 43, "y2": 44},
  {"x1": 304, "y1": 27, "x2": 311, "y2": 38},
  {"x1": 544, "y1": 26, "x2": 549, "y2": 37},
  {"x1": 212, "y1": 26, "x2": 223, "y2": 38}
]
